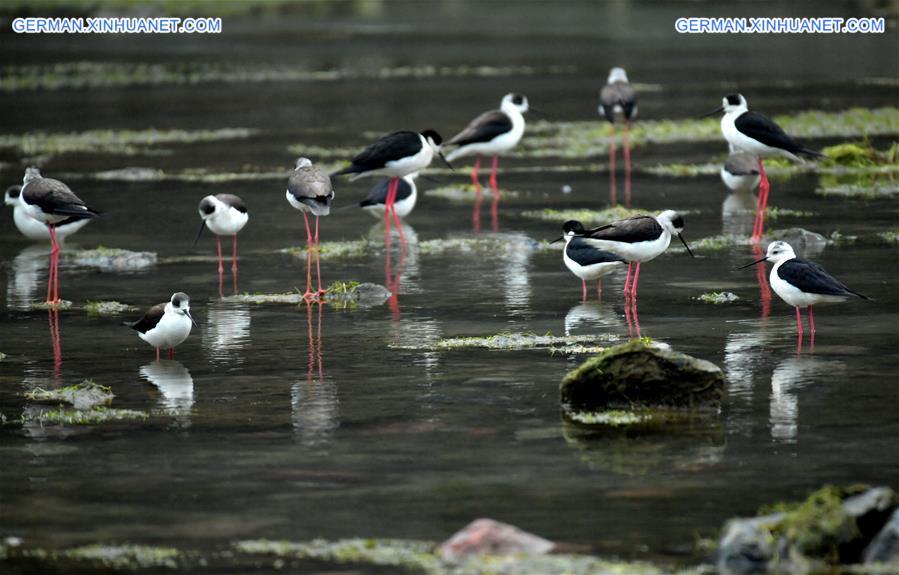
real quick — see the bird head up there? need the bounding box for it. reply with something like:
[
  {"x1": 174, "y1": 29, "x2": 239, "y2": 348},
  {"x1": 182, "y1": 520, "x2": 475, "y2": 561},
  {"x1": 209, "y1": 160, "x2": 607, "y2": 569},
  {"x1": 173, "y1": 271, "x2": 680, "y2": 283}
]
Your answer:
[
  {"x1": 4, "y1": 185, "x2": 22, "y2": 207},
  {"x1": 502, "y1": 92, "x2": 530, "y2": 114},
  {"x1": 170, "y1": 292, "x2": 197, "y2": 326},
  {"x1": 23, "y1": 166, "x2": 42, "y2": 185},
  {"x1": 295, "y1": 157, "x2": 313, "y2": 170},
  {"x1": 657, "y1": 210, "x2": 694, "y2": 257},
  {"x1": 607, "y1": 67, "x2": 629, "y2": 84}
]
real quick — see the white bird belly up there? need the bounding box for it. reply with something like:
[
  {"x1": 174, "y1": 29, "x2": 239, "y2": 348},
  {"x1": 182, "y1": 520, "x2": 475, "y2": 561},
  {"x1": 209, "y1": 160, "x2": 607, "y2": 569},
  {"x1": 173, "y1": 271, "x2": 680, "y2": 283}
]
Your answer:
[
  {"x1": 720, "y1": 167, "x2": 760, "y2": 193},
  {"x1": 206, "y1": 209, "x2": 248, "y2": 236},
  {"x1": 139, "y1": 314, "x2": 193, "y2": 349},
  {"x1": 563, "y1": 251, "x2": 624, "y2": 280}
]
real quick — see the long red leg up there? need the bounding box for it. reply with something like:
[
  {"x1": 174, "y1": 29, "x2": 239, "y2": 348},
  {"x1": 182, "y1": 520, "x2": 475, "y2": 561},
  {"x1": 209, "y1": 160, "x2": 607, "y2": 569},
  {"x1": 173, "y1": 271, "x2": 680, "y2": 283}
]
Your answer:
[
  {"x1": 631, "y1": 297, "x2": 642, "y2": 338},
  {"x1": 752, "y1": 159, "x2": 769, "y2": 243},
  {"x1": 470, "y1": 156, "x2": 483, "y2": 232},
  {"x1": 623, "y1": 262, "x2": 633, "y2": 297},
  {"x1": 232, "y1": 235, "x2": 239, "y2": 294},
  {"x1": 808, "y1": 306, "x2": 815, "y2": 334},
  {"x1": 630, "y1": 262, "x2": 642, "y2": 299},
  {"x1": 384, "y1": 177, "x2": 398, "y2": 248},
  {"x1": 302, "y1": 212, "x2": 315, "y2": 300},
  {"x1": 315, "y1": 215, "x2": 326, "y2": 294},
  {"x1": 623, "y1": 121, "x2": 631, "y2": 208},
  {"x1": 47, "y1": 225, "x2": 60, "y2": 304},
  {"x1": 581, "y1": 279, "x2": 587, "y2": 302},
  {"x1": 489, "y1": 155, "x2": 499, "y2": 191},
  {"x1": 795, "y1": 307, "x2": 803, "y2": 335},
  {"x1": 608, "y1": 124, "x2": 617, "y2": 205},
  {"x1": 217, "y1": 236, "x2": 224, "y2": 298}
]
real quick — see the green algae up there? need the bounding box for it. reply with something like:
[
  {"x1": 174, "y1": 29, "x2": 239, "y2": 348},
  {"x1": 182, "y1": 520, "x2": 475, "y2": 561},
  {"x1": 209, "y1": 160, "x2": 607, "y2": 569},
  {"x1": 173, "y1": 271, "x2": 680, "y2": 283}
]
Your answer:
[
  {"x1": 425, "y1": 184, "x2": 523, "y2": 201},
  {"x1": 29, "y1": 299, "x2": 74, "y2": 311},
  {"x1": 281, "y1": 238, "x2": 376, "y2": 260},
  {"x1": 23, "y1": 406, "x2": 148, "y2": 425},
  {"x1": 565, "y1": 409, "x2": 654, "y2": 427},
  {"x1": 327, "y1": 280, "x2": 362, "y2": 294},
  {"x1": 392, "y1": 332, "x2": 614, "y2": 352},
  {"x1": 63, "y1": 544, "x2": 180, "y2": 569},
  {"x1": 520, "y1": 206, "x2": 644, "y2": 225},
  {"x1": 24, "y1": 380, "x2": 113, "y2": 410},
  {"x1": 764, "y1": 206, "x2": 816, "y2": 221},
  {"x1": 518, "y1": 108, "x2": 899, "y2": 160},
  {"x1": 0, "y1": 128, "x2": 256, "y2": 156},
  {"x1": 0, "y1": 61, "x2": 575, "y2": 93},
  {"x1": 695, "y1": 292, "x2": 740, "y2": 304},
  {"x1": 84, "y1": 301, "x2": 139, "y2": 316},
  {"x1": 417, "y1": 235, "x2": 538, "y2": 256},
  {"x1": 670, "y1": 234, "x2": 748, "y2": 253},
  {"x1": 878, "y1": 230, "x2": 899, "y2": 244}
]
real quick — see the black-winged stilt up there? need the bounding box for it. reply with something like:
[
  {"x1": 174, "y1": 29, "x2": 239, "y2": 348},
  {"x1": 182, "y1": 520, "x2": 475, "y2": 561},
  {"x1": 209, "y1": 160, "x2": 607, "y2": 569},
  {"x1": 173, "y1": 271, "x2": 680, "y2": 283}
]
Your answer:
[
  {"x1": 123, "y1": 292, "x2": 197, "y2": 360},
  {"x1": 332, "y1": 130, "x2": 449, "y2": 247},
  {"x1": 19, "y1": 167, "x2": 99, "y2": 305},
  {"x1": 552, "y1": 220, "x2": 627, "y2": 302},
  {"x1": 721, "y1": 149, "x2": 761, "y2": 194},
  {"x1": 193, "y1": 194, "x2": 249, "y2": 296},
  {"x1": 573, "y1": 210, "x2": 693, "y2": 300},
  {"x1": 445, "y1": 93, "x2": 531, "y2": 191},
  {"x1": 738, "y1": 241, "x2": 870, "y2": 335},
  {"x1": 5, "y1": 185, "x2": 92, "y2": 242},
  {"x1": 287, "y1": 157, "x2": 334, "y2": 301},
  {"x1": 599, "y1": 67, "x2": 637, "y2": 205},
  {"x1": 705, "y1": 94, "x2": 824, "y2": 243}
]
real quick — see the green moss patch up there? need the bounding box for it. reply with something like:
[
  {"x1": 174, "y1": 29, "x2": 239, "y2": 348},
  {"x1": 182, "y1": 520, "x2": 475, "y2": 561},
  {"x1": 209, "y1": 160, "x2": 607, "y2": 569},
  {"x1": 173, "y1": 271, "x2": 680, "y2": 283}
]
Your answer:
[
  {"x1": 85, "y1": 301, "x2": 139, "y2": 316},
  {"x1": 392, "y1": 332, "x2": 614, "y2": 352},
  {"x1": 29, "y1": 299, "x2": 74, "y2": 311},
  {"x1": 62, "y1": 544, "x2": 180, "y2": 570},
  {"x1": 280, "y1": 239, "x2": 376, "y2": 260},
  {"x1": 520, "y1": 206, "x2": 645, "y2": 225},
  {"x1": 23, "y1": 406, "x2": 148, "y2": 425},
  {"x1": 695, "y1": 292, "x2": 740, "y2": 304},
  {"x1": 0, "y1": 128, "x2": 256, "y2": 156},
  {"x1": 417, "y1": 235, "x2": 539, "y2": 256}
]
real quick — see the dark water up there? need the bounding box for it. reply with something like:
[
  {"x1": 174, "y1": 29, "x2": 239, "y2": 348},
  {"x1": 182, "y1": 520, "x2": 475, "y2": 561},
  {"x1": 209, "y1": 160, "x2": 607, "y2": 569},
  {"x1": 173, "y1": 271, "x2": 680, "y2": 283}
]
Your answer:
[{"x1": 1, "y1": 0, "x2": 898, "y2": 565}]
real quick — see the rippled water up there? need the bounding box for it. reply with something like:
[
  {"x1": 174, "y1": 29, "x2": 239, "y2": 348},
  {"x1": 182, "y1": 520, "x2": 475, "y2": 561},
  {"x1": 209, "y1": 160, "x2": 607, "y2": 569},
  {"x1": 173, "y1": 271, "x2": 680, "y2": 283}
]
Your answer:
[{"x1": 1, "y1": 0, "x2": 898, "y2": 566}]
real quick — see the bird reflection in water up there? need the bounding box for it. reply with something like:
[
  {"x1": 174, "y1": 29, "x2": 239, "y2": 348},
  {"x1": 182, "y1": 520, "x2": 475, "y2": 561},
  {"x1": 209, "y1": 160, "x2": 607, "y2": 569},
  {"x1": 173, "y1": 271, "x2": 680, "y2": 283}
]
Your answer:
[
  {"x1": 139, "y1": 360, "x2": 195, "y2": 418},
  {"x1": 375, "y1": 221, "x2": 419, "y2": 321},
  {"x1": 48, "y1": 306, "x2": 62, "y2": 379},
  {"x1": 7, "y1": 245, "x2": 53, "y2": 311},
  {"x1": 769, "y1": 356, "x2": 841, "y2": 444},
  {"x1": 202, "y1": 301, "x2": 251, "y2": 366},
  {"x1": 291, "y1": 301, "x2": 338, "y2": 446}
]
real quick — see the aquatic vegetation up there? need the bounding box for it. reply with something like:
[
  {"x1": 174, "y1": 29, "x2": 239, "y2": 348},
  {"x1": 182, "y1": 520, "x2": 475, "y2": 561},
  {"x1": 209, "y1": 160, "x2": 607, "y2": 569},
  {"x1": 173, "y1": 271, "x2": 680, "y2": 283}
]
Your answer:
[
  {"x1": 669, "y1": 234, "x2": 748, "y2": 253},
  {"x1": 30, "y1": 300, "x2": 74, "y2": 311},
  {"x1": 0, "y1": 127, "x2": 256, "y2": 156},
  {"x1": 24, "y1": 380, "x2": 113, "y2": 410},
  {"x1": 326, "y1": 280, "x2": 362, "y2": 294},
  {"x1": 417, "y1": 235, "x2": 539, "y2": 256},
  {"x1": 764, "y1": 206, "x2": 816, "y2": 221},
  {"x1": 878, "y1": 230, "x2": 899, "y2": 244},
  {"x1": 696, "y1": 292, "x2": 740, "y2": 304},
  {"x1": 816, "y1": 182, "x2": 899, "y2": 199},
  {"x1": 223, "y1": 292, "x2": 305, "y2": 305},
  {"x1": 62, "y1": 544, "x2": 180, "y2": 569},
  {"x1": 0, "y1": 61, "x2": 575, "y2": 93},
  {"x1": 520, "y1": 206, "x2": 645, "y2": 225},
  {"x1": 281, "y1": 239, "x2": 376, "y2": 260},
  {"x1": 84, "y1": 301, "x2": 139, "y2": 316},
  {"x1": 23, "y1": 406, "x2": 148, "y2": 425},
  {"x1": 520, "y1": 109, "x2": 899, "y2": 161},
  {"x1": 565, "y1": 409, "x2": 653, "y2": 427},
  {"x1": 425, "y1": 184, "x2": 522, "y2": 201},
  {"x1": 71, "y1": 246, "x2": 157, "y2": 271},
  {"x1": 392, "y1": 332, "x2": 614, "y2": 352}
]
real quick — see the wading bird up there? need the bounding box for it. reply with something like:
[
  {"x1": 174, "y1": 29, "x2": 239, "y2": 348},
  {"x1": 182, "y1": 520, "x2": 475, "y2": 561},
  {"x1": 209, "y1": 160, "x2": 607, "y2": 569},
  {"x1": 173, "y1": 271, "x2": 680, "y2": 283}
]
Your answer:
[
  {"x1": 288, "y1": 157, "x2": 334, "y2": 300},
  {"x1": 553, "y1": 220, "x2": 627, "y2": 302},
  {"x1": 705, "y1": 94, "x2": 824, "y2": 242},
  {"x1": 5, "y1": 185, "x2": 92, "y2": 242},
  {"x1": 19, "y1": 167, "x2": 99, "y2": 305},
  {"x1": 599, "y1": 67, "x2": 637, "y2": 205},
  {"x1": 193, "y1": 194, "x2": 248, "y2": 296},
  {"x1": 124, "y1": 292, "x2": 197, "y2": 360}
]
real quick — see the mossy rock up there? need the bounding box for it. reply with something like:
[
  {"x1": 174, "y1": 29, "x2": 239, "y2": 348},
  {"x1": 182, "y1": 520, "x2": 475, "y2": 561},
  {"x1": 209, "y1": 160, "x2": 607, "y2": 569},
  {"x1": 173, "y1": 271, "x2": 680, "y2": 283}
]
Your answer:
[
  {"x1": 715, "y1": 485, "x2": 899, "y2": 572},
  {"x1": 560, "y1": 340, "x2": 724, "y2": 414}
]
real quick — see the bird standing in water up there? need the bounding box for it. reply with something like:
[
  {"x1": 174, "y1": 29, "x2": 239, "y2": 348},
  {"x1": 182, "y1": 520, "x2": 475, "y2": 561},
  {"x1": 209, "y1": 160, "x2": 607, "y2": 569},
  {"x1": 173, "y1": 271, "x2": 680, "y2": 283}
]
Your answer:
[
  {"x1": 287, "y1": 157, "x2": 334, "y2": 301},
  {"x1": 193, "y1": 194, "x2": 248, "y2": 296}
]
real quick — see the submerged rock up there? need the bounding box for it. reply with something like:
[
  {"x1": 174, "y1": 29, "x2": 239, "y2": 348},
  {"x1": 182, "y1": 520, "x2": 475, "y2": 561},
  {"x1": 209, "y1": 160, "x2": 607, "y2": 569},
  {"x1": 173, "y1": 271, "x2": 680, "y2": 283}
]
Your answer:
[
  {"x1": 326, "y1": 281, "x2": 392, "y2": 307},
  {"x1": 766, "y1": 228, "x2": 827, "y2": 257},
  {"x1": 438, "y1": 518, "x2": 554, "y2": 560},
  {"x1": 71, "y1": 247, "x2": 157, "y2": 271},
  {"x1": 865, "y1": 508, "x2": 899, "y2": 564},
  {"x1": 560, "y1": 340, "x2": 724, "y2": 416},
  {"x1": 24, "y1": 380, "x2": 113, "y2": 410},
  {"x1": 84, "y1": 301, "x2": 139, "y2": 316},
  {"x1": 714, "y1": 485, "x2": 899, "y2": 573}
]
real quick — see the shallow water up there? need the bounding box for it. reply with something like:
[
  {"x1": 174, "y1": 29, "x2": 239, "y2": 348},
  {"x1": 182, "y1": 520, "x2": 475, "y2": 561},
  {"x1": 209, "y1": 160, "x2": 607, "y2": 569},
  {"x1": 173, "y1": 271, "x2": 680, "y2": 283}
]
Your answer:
[{"x1": 1, "y1": 0, "x2": 898, "y2": 567}]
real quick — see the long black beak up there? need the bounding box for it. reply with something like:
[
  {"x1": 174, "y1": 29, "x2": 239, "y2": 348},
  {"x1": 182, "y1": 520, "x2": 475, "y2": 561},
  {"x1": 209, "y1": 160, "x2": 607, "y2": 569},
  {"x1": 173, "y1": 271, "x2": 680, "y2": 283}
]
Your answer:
[
  {"x1": 678, "y1": 233, "x2": 695, "y2": 258},
  {"x1": 550, "y1": 236, "x2": 564, "y2": 244},
  {"x1": 438, "y1": 151, "x2": 454, "y2": 170},
  {"x1": 737, "y1": 256, "x2": 768, "y2": 270},
  {"x1": 192, "y1": 220, "x2": 206, "y2": 247},
  {"x1": 185, "y1": 309, "x2": 198, "y2": 327},
  {"x1": 700, "y1": 106, "x2": 724, "y2": 118}
]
